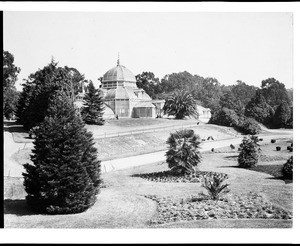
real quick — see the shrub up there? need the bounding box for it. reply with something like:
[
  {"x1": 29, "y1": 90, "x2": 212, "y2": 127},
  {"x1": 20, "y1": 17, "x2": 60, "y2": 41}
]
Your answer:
[
  {"x1": 238, "y1": 135, "x2": 261, "y2": 168},
  {"x1": 282, "y1": 156, "x2": 293, "y2": 179},
  {"x1": 271, "y1": 139, "x2": 276, "y2": 143},
  {"x1": 236, "y1": 116, "x2": 261, "y2": 135},
  {"x1": 202, "y1": 174, "x2": 230, "y2": 200},
  {"x1": 23, "y1": 91, "x2": 101, "y2": 214},
  {"x1": 276, "y1": 146, "x2": 281, "y2": 151},
  {"x1": 208, "y1": 107, "x2": 239, "y2": 127},
  {"x1": 166, "y1": 129, "x2": 202, "y2": 175}
]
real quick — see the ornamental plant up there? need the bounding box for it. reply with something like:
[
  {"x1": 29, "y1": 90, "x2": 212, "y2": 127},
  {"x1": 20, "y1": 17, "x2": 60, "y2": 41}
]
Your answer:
[
  {"x1": 282, "y1": 156, "x2": 293, "y2": 180},
  {"x1": 238, "y1": 135, "x2": 261, "y2": 168},
  {"x1": 166, "y1": 129, "x2": 202, "y2": 175},
  {"x1": 202, "y1": 174, "x2": 230, "y2": 200},
  {"x1": 23, "y1": 90, "x2": 101, "y2": 214}
]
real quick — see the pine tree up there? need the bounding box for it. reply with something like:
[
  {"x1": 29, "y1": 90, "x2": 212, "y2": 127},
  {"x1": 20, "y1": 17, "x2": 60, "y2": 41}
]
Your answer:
[
  {"x1": 23, "y1": 90, "x2": 101, "y2": 214},
  {"x1": 81, "y1": 81, "x2": 105, "y2": 125}
]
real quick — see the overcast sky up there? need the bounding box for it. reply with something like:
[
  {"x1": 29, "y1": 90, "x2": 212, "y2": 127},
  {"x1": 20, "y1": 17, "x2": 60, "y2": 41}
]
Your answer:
[{"x1": 4, "y1": 11, "x2": 293, "y2": 90}]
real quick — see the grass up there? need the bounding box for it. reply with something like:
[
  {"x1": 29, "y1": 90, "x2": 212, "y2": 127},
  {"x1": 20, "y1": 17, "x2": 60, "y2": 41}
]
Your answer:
[{"x1": 4, "y1": 143, "x2": 293, "y2": 228}]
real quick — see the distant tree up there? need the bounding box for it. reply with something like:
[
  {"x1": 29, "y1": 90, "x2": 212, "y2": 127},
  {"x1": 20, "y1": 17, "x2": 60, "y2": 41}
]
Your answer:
[
  {"x1": 219, "y1": 90, "x2": 244, "y2": 115},
  {"x1": 208, "y1": 107, "x2": 239, "y2": 127},
  {"x1": 23, "y1": 90, "x2": 101, "y2": 214},
  {"x1": 4, "y1": 88, "x2": 20, "y2": 120},
  {"x1": 231, "y1": 80, "x2": 258, "y2": 107},
  {"x1": 81, "y1": 81, "x2": 105, "y2": 125},
  {"x1": 196, "y1": 77, "x2": 223, "y2": 111},
  {"x1": 136, "y1": 72, "x2": 161, "y2": 99},
  {"x1": 3, "y1": 51, "x2": 21, "y2": 119},
  {"x1": 236, "y1": 116, "x2": 261, "y2": 135},
  {"x1": 244, "y1": 90, "x2": 274, "y2": 125},
  {"x1": 16, "y1": 59, "x2": 85, "y2": 130},
  {"x1": 260, "y1": 78, "x2": 291, "y2": 108},
  {"x1": 273, "y1": 101, "x2": 291, "y2": 128},
  {"x1": 166, "y1": 129, "x2": 202, "y2": 175},
  {"x1": 163, "y1": 91, "x2": 199, "y2": 119}
]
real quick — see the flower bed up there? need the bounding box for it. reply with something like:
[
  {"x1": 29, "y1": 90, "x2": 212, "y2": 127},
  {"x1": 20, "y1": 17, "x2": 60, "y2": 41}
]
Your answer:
[
  {"x1": 133, "y1": 170, "x2": 228, "y2": 183},
  {"x1": 146, "y1": 192, "x2": 292, "y2": 224}
]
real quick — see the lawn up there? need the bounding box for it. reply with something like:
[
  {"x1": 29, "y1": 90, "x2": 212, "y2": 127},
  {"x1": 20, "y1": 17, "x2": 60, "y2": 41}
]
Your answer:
[{"x1": 4, "y1": 139, "x2": 293, "y2": 228}]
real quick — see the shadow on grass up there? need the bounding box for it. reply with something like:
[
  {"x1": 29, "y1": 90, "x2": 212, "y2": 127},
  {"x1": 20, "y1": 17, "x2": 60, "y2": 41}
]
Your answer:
[
  {"x1": 223, "y1": 155, "x2": 239, "y2": 160},
  {"x1": 4, "y1": 199, "x2": 39, "y2": 216},
  {"x1": 219, "y1": 164, "x2": 293, "y2": 184}
]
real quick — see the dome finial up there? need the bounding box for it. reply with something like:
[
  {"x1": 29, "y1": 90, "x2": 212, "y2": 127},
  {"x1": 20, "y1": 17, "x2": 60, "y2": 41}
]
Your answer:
[{"x1": 117, "y1": 52, "x2": 120, "y2": 65}]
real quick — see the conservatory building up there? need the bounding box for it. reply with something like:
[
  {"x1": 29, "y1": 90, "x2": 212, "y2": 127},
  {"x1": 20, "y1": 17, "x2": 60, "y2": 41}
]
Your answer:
[{"x1": 100, "y1": 59, "x2": 156, "y2": 118}]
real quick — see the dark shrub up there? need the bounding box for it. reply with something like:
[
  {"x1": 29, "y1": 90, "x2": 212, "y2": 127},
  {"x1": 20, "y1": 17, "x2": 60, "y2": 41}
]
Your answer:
[
  {"x1": 202, "y1": 174, "x2": 230, "y2": 200},
  {"x1": 259, "y1": 138, "x2": 263, "y2": 141},
  {"x1": 271, "y1": 139, "x2": 276, "y2": 143},
  {"x1": 236, "y1": 116, "x2": 261, "y2": 135},
  {"x1": 211, "y1": 148, "x2": 214, "y2": 152},
  {"x1": 208, "y1": 107, "x2": 239, "y2": 127},
  {"x1": 290, "y1": 147, "x2": 293, "y2": 152},
  {"x1": 276, "y1": 146, "x2": 281, "y2": 151},
  {"x1": 23, "y1": 91, "x2": 101, "y2": 214},
  {"x1": 166, "y1": 129, "x2": 202, "y2": 175},
  {"x1": 238, "y1": 135, "x2": 261, "y2": 168},
  {"x1": 287, "y1": 146, "x2": 291, "y2": 151},
  {"x1": 282, "y1": 156, "x2": 293, "y2": 179}
]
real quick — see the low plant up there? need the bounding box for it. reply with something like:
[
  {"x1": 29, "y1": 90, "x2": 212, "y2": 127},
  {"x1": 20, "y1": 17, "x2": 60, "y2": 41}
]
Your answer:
[
  {"x1": 271, "y1": 139, "x2": 276, "y2": 143},
  {"x1": 282, "y1": 156, "x2": 293, "y2": 179},
  {"x1": 202, "y1": 174, "x2": 230, "y2": 200},
  {"x1": 236, "y1": 117, "x2": 261, "y2": 135},
  {"x1": 276, "y1": 146, "x2": 281, "y2": 151},
  {"x1": 238, "y1": 135, "x2": 261, "y2": 168}
]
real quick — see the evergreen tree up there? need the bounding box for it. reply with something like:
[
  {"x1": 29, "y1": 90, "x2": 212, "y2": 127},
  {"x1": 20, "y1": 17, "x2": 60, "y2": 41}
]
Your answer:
[
  {"x1": 81, "y1": 81, "x2": 105, "y2": 125},
  {"x1": 23, "y1": 90, "x2": 101, "y2": 214},
  {"x1": 273, "y1": 101, "x2": 291, "y2": 128},
  {"x1": 238, "y1": 135, "x2": 261, "y2": 168}
]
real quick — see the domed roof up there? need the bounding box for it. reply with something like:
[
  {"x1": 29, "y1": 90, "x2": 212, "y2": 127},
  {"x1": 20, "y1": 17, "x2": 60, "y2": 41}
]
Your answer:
[{"x1": 102, "y1": 60, "x2": 136, "y2": 83}]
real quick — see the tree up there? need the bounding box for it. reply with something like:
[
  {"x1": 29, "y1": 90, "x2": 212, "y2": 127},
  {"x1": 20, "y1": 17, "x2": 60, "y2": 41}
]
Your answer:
[
  {"x1": 238, "y1": 135, "x2": 261, "y2": 168},
  {"x1": 136, "y1": 72, "x2": 161, "y2": 99},
  {"x1": 81, "y1": 81, "x2": 105, "y2": 125},
  {"x1": 273, "y1": 101, "x2": 291, "y2": 128},
  {"x1": 163, "y1": 91, "x2": 199, "y2": 119},
  {"x1": 3, "y1": 51, "x2": 21, "y2": 119},
  {"x1": 231, "y1": 80, "x2": 257, "y2": 107},
  {"x1": 244, "y1": 90, "x2": 274, "y2": 125},
  {"x1": 260, "y1": 78, "x2": 291, "y2": 108},
  {"x1": 4, "y1": 88, "x2": 19, "y2": 120},
  {"x1": 208, "y1": 107, "x2": 239, "y2": 127},
  {"x1": 16, "y1": 60, "x2": 85, "y2": 130},
  {"x1": 219, "y1": 90, "x2": 244, "y2": 116},
  {"x1": 166, "y1": 129, "x2": 202, "y2": 174},
  {"x1": 23, "y1": 90, "x2": 101, "y2": 214}
]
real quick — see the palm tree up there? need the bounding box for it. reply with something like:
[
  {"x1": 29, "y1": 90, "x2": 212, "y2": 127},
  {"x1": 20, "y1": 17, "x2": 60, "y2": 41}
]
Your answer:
[
  {"x1": 166, "y1": 129, "x2": 202, "y2": 175},
  {"x1": 163, "y1": 91, "x2": 199, "y2": 119}
]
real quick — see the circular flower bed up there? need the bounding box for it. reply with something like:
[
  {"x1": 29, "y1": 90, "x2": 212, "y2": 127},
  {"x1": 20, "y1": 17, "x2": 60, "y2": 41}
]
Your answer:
[
  {"x1": 146, "y1": 192, "x2": 292, "y2": 224},
  {"x1": 133, "y1": 170, "x2": 228, "y2": 183}
]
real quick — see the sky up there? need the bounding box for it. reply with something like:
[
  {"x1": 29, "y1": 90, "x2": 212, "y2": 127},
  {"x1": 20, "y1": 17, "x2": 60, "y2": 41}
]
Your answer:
[{"x1": 3, "y1": 11, "x2": 293, "y2": 91}]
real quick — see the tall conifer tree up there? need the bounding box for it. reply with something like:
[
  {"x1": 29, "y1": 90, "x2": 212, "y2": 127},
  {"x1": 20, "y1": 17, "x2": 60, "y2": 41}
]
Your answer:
[
  {"x1": 23, "y1": 90, "x2": 101, "y2": 214},
  {"x1": 81, "y1": 81, "x2": 105, "y2": 125}
]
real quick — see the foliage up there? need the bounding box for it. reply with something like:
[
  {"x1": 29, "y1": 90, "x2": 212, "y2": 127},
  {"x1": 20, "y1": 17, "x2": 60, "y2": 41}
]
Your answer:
[
  {"x1": 244, "y1": 90, "x2": 274, "y2": 125},
  {"x1": 23, "y1": 91, "x2": 101, "y2": 214},
  {"x1": 136, "y1": 72, "x2": 161, "y2": 99},
  {"x1": 202, "y1": 174, "x2": 230, "y2": 200},
  {"x1": 163, "y1": 91, "x2": 199, "y2": 119},
  {"x1": 3, "y1": 51, "x2": 21, "y2": 119},
  {"x1": 273, "y1": 101, "x2": 291, "y2": 128},
  {"x1": 282, "y1": 156, "x2": 293, "y2": 180},
  {"x1": 219, "y1": 90, "x2": 244, "y2": 115},
  {"x1": 166, "y1": 129, "x2": 202, "y2": 175},
  {"x1": 236, "y1": 116, "x2": 261, "y2": 135},
  {"x1": 208, "y1": 107, "x2": 239, "y2": 127},
  {"x1": 16, "y1": 60, "x2": 86, "y2": 130},
  {"x1": 260, "y1": 78, "x2": 291, "y2": 108},
  {"x1": 81, "y1": 81, "x2": 105, "y2": 125},
  {"x1": 230, "y1": 80, "x2": 258, "y2": 107},
  {"x1": 4, "y1": 87, "x2": 20, "y2": 120},
  {"x1": 238, "y1": 135, "x2": 261, "y2": 168}
]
